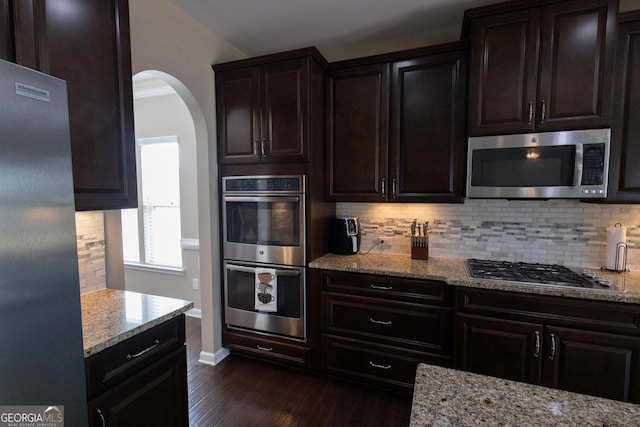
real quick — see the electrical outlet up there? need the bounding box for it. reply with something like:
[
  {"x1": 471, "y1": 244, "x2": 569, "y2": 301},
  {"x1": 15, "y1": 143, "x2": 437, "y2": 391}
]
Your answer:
[{"x1": 192, "y1": 278, "x2": 199, "y2": 290}]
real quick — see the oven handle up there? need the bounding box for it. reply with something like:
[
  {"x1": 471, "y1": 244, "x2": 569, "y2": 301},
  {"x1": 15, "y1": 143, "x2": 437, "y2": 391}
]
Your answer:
[
  {"x1": 225, "y1": 263, "x2": 301, "y2": 276},
  {"x1": 223, "y1": 196, "x2": 301, "y2": 203}
]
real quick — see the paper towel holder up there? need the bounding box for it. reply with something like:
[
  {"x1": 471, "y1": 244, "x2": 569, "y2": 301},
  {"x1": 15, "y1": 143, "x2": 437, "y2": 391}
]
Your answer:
[{"x1": 614, "y1": 241, "x2": 628, "y2": 272}]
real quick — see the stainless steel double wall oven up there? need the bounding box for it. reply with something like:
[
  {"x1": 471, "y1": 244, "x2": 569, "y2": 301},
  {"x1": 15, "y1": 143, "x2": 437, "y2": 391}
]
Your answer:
[{"x1": 222, "y1": 175, "x2": 307, "y2": 340}]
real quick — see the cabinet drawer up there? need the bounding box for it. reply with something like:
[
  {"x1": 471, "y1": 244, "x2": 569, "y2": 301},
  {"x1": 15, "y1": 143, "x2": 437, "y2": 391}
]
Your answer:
[
  {"x1": 223, "y1": 330, "x2": 310, "y2": 367},
  {"x1": 321, "y1": 270, "x2": 450, "y2": 305},
  {"x1": 322, "y1": 293, "x2": 451, "y2": 353},
  {"x1": 86, "y1": 315, "x2": 185, "y2": 399},
  {"x1": 322, "y1": 335, "x2": 450, "y2": 390},
  {"x1": 456, "y1": 288, "x2": 640, "y2": 336}
]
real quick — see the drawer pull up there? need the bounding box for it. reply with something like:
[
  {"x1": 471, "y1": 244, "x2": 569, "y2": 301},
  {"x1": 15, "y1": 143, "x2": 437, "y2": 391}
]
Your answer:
[
  {"x1": 256, "y1": 345, "x2": 273, "y2": 352},
  {"x1": 533, "y1": 331, "x2": 540, "y2": 358},
  {"x1": 127, "y1": 339, "x2": 160, "y2": 359},
  {"x1": 369, "y1": 361, "x2": 391, "y2": 370},
  {"x1": 549, "y1": 333, "x2": 557, "y2": 360},
  {"x1": 370, "y1": 284, "x2": 392, "y2": 290},
  {"x1": 369, "y1": 318, "x2": 392, "y2": 326},
  {"x1": 97, "y1": 409, "x2": 106, "y2": 427}
]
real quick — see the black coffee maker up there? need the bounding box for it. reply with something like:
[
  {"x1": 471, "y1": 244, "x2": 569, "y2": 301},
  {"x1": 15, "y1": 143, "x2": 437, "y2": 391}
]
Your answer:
[{"x1": 330, "y1": 217, "x2": 360, "y2": 255}]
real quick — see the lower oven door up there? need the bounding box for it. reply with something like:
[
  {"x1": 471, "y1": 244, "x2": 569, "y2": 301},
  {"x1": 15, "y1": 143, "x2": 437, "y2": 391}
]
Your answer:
[{"x1": 224, "y1": 261, "x2": 306, "y2": 340}]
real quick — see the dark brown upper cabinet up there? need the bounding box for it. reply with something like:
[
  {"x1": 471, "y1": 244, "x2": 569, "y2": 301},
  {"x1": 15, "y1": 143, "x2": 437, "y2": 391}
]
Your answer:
[
  {"x1": 606, "y1": 11, "x2": 640, "y2": 203},
  {"x1": 2, "y1": 0, "x2": 137, "y2": 211},
  {"x1": 464, "y1": 0, "x2": 618, "y2": 136},
  {"x1": 213, "y1": 48, "x2": 327, "y2": 165},
  {"x1": 326, "y1": 42, "x2": 468, "y2": 203}
]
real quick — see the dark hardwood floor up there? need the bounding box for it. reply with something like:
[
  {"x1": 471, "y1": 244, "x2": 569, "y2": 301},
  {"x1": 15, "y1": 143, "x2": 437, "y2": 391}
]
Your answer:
[{"x1": 185, "y1": 316, "x2": 413, "y2": 426}]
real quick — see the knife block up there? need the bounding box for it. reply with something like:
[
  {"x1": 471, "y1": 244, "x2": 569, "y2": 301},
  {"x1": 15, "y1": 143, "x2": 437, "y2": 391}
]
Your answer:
[{"x1": 411, "y1": 236, "x2": 428, "y2": 260}]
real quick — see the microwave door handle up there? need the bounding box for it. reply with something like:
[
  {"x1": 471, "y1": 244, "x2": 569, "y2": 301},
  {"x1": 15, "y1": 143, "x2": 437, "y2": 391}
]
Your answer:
[{"x1": 223, "y1": 196, "x2": 300, "y2": 203}]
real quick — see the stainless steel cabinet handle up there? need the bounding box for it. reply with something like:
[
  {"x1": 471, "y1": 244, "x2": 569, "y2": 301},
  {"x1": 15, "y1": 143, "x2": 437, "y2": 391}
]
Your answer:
[
  {"x1": 257, "y1": 345, "x2": 273, "y2": 352},
  {"x1": 549, "y1": 333, "x2": 556, "y2": 360},
  {"x1": 527, "y1": 101, "x2": 533, "y2": 125},
  {"x1": 392, "y1": 178, "x2": 396, "y2": 198},
  {"x1": 260, "y1": 138, "x2": 266, "y2": 158},
  {"x1": 369, "y1": 361, "x2": 391, "y2": 370},
  {"x1": 369, "y1": 318, "x2": 392, "y2": 325},
  {"x1": 533, "y1": 331, "x2": 540, "y2": 358},
  {"x1": 253, "y1": 139, "x2": 260, "y2": 157},
  {"x1": 127, "y1": 340, "x2": 160, "y2": 359},
  {"x1": 97, "y1": 409, "x2": 106, "y2": 427},
  {"x1": 381, "y1": 178, "x2": 386, "y2": 198},
  {"x1": 225, "y1": 263, "x2": 301, "y2": 276},
  {"x1": 540, "y1": 100, "x2": 546, "y2": 123},
  {"x1": 370, "y1": 284, "x2": 392, "y2": 290}
]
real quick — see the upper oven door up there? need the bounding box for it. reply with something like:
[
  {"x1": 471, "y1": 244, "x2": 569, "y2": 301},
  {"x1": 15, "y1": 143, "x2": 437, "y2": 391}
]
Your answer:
[{"x1": 223, "y1": 194, "x2": 306, "y2": 266}]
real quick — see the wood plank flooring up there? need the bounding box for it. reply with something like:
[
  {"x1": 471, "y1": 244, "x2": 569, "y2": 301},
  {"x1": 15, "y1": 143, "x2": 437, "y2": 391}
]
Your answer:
[{"x1": 185, "y1": 316, "x2": 413, "y2": 426}]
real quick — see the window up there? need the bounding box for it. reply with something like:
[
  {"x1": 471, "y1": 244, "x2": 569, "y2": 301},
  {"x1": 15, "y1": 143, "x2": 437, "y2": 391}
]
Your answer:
[{"x1": 122, "y1": 136, "x2": 182, "y2": 269}]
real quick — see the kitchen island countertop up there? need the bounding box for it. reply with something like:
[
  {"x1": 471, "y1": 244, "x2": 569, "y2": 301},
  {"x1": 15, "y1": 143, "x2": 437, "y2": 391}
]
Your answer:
[
  {"x1": 309, "y1": 253, "x2": 640, "y2": 304},
  {"x1": 410, "y1": 363, "x2": 640, "y2": 426},
  {"x1": 80, "y1": 288, "x2": 193, "y2": 357}
]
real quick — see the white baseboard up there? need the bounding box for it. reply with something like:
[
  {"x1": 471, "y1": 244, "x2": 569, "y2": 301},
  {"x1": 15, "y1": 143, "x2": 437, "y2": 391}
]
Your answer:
[
  {"x1": 186, "y1": 308, "x2": 201, "y2": 318},
  {"x1": 199, "y1": 348, "x2": 230, "y2": 366}
]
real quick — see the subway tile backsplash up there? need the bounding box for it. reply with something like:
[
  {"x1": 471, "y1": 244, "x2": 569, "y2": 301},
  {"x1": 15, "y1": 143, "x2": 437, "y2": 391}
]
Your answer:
[
  {"x1": 75, "y1": 211, "x2": 106, "y2": 293},
  {"x1": 337, "y1": 200, "x2": 640, "y2": 270}
]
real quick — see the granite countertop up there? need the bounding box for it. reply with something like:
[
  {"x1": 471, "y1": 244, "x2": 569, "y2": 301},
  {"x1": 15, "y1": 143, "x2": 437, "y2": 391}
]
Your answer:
[
  {"x1": 80, "y1": 288, "x2": 193, "y2": 357},
  {"x1": 410, "y1": 363, "x2": 640, "y2": 426},
  {"x1": 309, "y1": 253, "x2": 640, "y2": 304}
]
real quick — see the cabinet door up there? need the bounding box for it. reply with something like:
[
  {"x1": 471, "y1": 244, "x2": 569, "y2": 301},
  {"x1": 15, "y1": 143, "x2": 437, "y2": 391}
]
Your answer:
[
  {"x1": 542, "y1": 327, "x2": 640, "y2": 403},
  {"x1": 0, "y1": 0, "x2": 13, "y2": 61},
  {"x1": 88, "y1": 347, "x2": 188, "y2": 427},
  {"x1": 607, "y1": 14, "x2": 640, "y2": 202},
  {"x1": 261, "y1": 58, "x2": 309, "y2": 162},
  {"x1": 454, "y1": 313, "x2": 543, "y2": 384},
  {"x1": 216, "y1": 66, "x2": 261, "y2": 164},
  {"x1": 390, "y1": 50, "x2": 467, "y2": 203},
  {"x1": 536, "y1": 0, "x2": 615, "y2": 131},
  {"x1": 15, "y1": 0, "x2": 137, "y2": 210},
  {"x1": 326, "y1": 63, "x2": 389, "y2": 201},
  {"x1": 467, "y1": 9, "x2": 540, "y2": 135}
]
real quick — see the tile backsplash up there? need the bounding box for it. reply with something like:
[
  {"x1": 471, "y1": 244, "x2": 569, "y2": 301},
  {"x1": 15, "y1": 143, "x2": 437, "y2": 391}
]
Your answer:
[
  {"x1": 337, "y1": 200, "x2": 640, "y2": 270},
  {"x1": 75, "y1": 211, "x2": 106, "y2": 293}
]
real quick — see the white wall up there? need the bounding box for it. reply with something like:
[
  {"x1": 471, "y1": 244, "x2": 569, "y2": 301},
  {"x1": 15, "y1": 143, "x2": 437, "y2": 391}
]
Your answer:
[
  {"x1": 122, "y1": 90, "x2": 202, "y2": 308},
  {"x1": 120, "y1": 0, "x2": 245, "y2": 364}
]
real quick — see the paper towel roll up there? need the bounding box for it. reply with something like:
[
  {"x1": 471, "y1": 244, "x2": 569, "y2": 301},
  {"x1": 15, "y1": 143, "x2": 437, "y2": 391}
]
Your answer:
[{"x1": 606, "y1": 225, "x2": 627, "y2": 271}]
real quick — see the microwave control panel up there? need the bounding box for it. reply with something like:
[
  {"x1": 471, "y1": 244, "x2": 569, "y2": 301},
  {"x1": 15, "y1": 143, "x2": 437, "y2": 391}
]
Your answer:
[{"x1": 581, "y1": 143, "x2": 606, "y2": 187}]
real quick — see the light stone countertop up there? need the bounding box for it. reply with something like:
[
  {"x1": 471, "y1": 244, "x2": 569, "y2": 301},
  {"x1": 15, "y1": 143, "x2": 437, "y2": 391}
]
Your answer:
[
  {"x1": 309, "y1": 253, "x2": 640, "y2": 304},
  {"x1": 410, "y1": 363, "x2": 640, "y2": 426},
  {"x1": 80, "y1": 288, "x2": 193, "y2": 357}
]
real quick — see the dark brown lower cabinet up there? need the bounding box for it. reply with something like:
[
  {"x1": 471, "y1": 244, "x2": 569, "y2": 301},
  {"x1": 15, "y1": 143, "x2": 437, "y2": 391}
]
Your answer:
[
  {"x1": 317, "y1": 270, "x2": 453, "y2": 391},
  {"x1": 88, "y1": 347, "x2": 187, "y2": 427},
  {"x1": 86, "y1": 315, "x2": 188, "y2": 427},
  {"x1": 455, "y1": 289, "x2": 640, "y2": 403}
]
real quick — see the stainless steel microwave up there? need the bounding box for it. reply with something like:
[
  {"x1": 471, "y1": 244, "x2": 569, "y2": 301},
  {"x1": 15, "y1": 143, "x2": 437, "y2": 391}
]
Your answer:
[{"x1": 466, "y1": 128, "x2": 611, "y2": 199}]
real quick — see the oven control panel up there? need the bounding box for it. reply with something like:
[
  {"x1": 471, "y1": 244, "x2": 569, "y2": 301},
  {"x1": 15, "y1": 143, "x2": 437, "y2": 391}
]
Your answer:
[{"x1": 224, "y1": 175, "x2": 304, "y2": 193}]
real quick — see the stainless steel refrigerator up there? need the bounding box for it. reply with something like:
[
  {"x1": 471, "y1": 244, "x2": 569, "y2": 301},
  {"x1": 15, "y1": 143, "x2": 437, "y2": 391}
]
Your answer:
[{"x1": 0, "y1": 59, "x2": 88, "y2": 424}]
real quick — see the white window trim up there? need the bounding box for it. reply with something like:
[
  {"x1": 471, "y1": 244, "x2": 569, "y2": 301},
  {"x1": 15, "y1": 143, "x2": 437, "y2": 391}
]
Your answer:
[
  {"x1": 124, "y1": 261, "x2": 185, "y2": 276},
  {"x1": 124, "y1": 135, "x2": 183, "y2": 273}
]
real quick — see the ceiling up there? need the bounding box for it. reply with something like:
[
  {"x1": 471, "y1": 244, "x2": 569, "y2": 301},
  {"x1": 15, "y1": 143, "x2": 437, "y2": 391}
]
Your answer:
[{"x1": 165, "y1": 0, "x2": 501, "y2": 60}]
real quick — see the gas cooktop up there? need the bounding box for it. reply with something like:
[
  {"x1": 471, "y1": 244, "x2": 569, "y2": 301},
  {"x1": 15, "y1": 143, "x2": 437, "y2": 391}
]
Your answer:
[{"x1": 466, "y1": 259, "x2": 624, "y2": 292}]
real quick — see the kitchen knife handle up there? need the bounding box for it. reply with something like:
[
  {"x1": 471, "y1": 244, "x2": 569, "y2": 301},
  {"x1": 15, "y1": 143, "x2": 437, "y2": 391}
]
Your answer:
[
  {"x1": 549, "y1": 333, "x2": 556, "y2": 360},
  {"x1": 381, "y1": 178, "x2": 386, "y2": 198},
  {"x1": 533, "y1": 330, "x2": 540, "y2": 358},
  {"x1": 527, "y1": 101, "x2": 533, "y2": 125}
]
